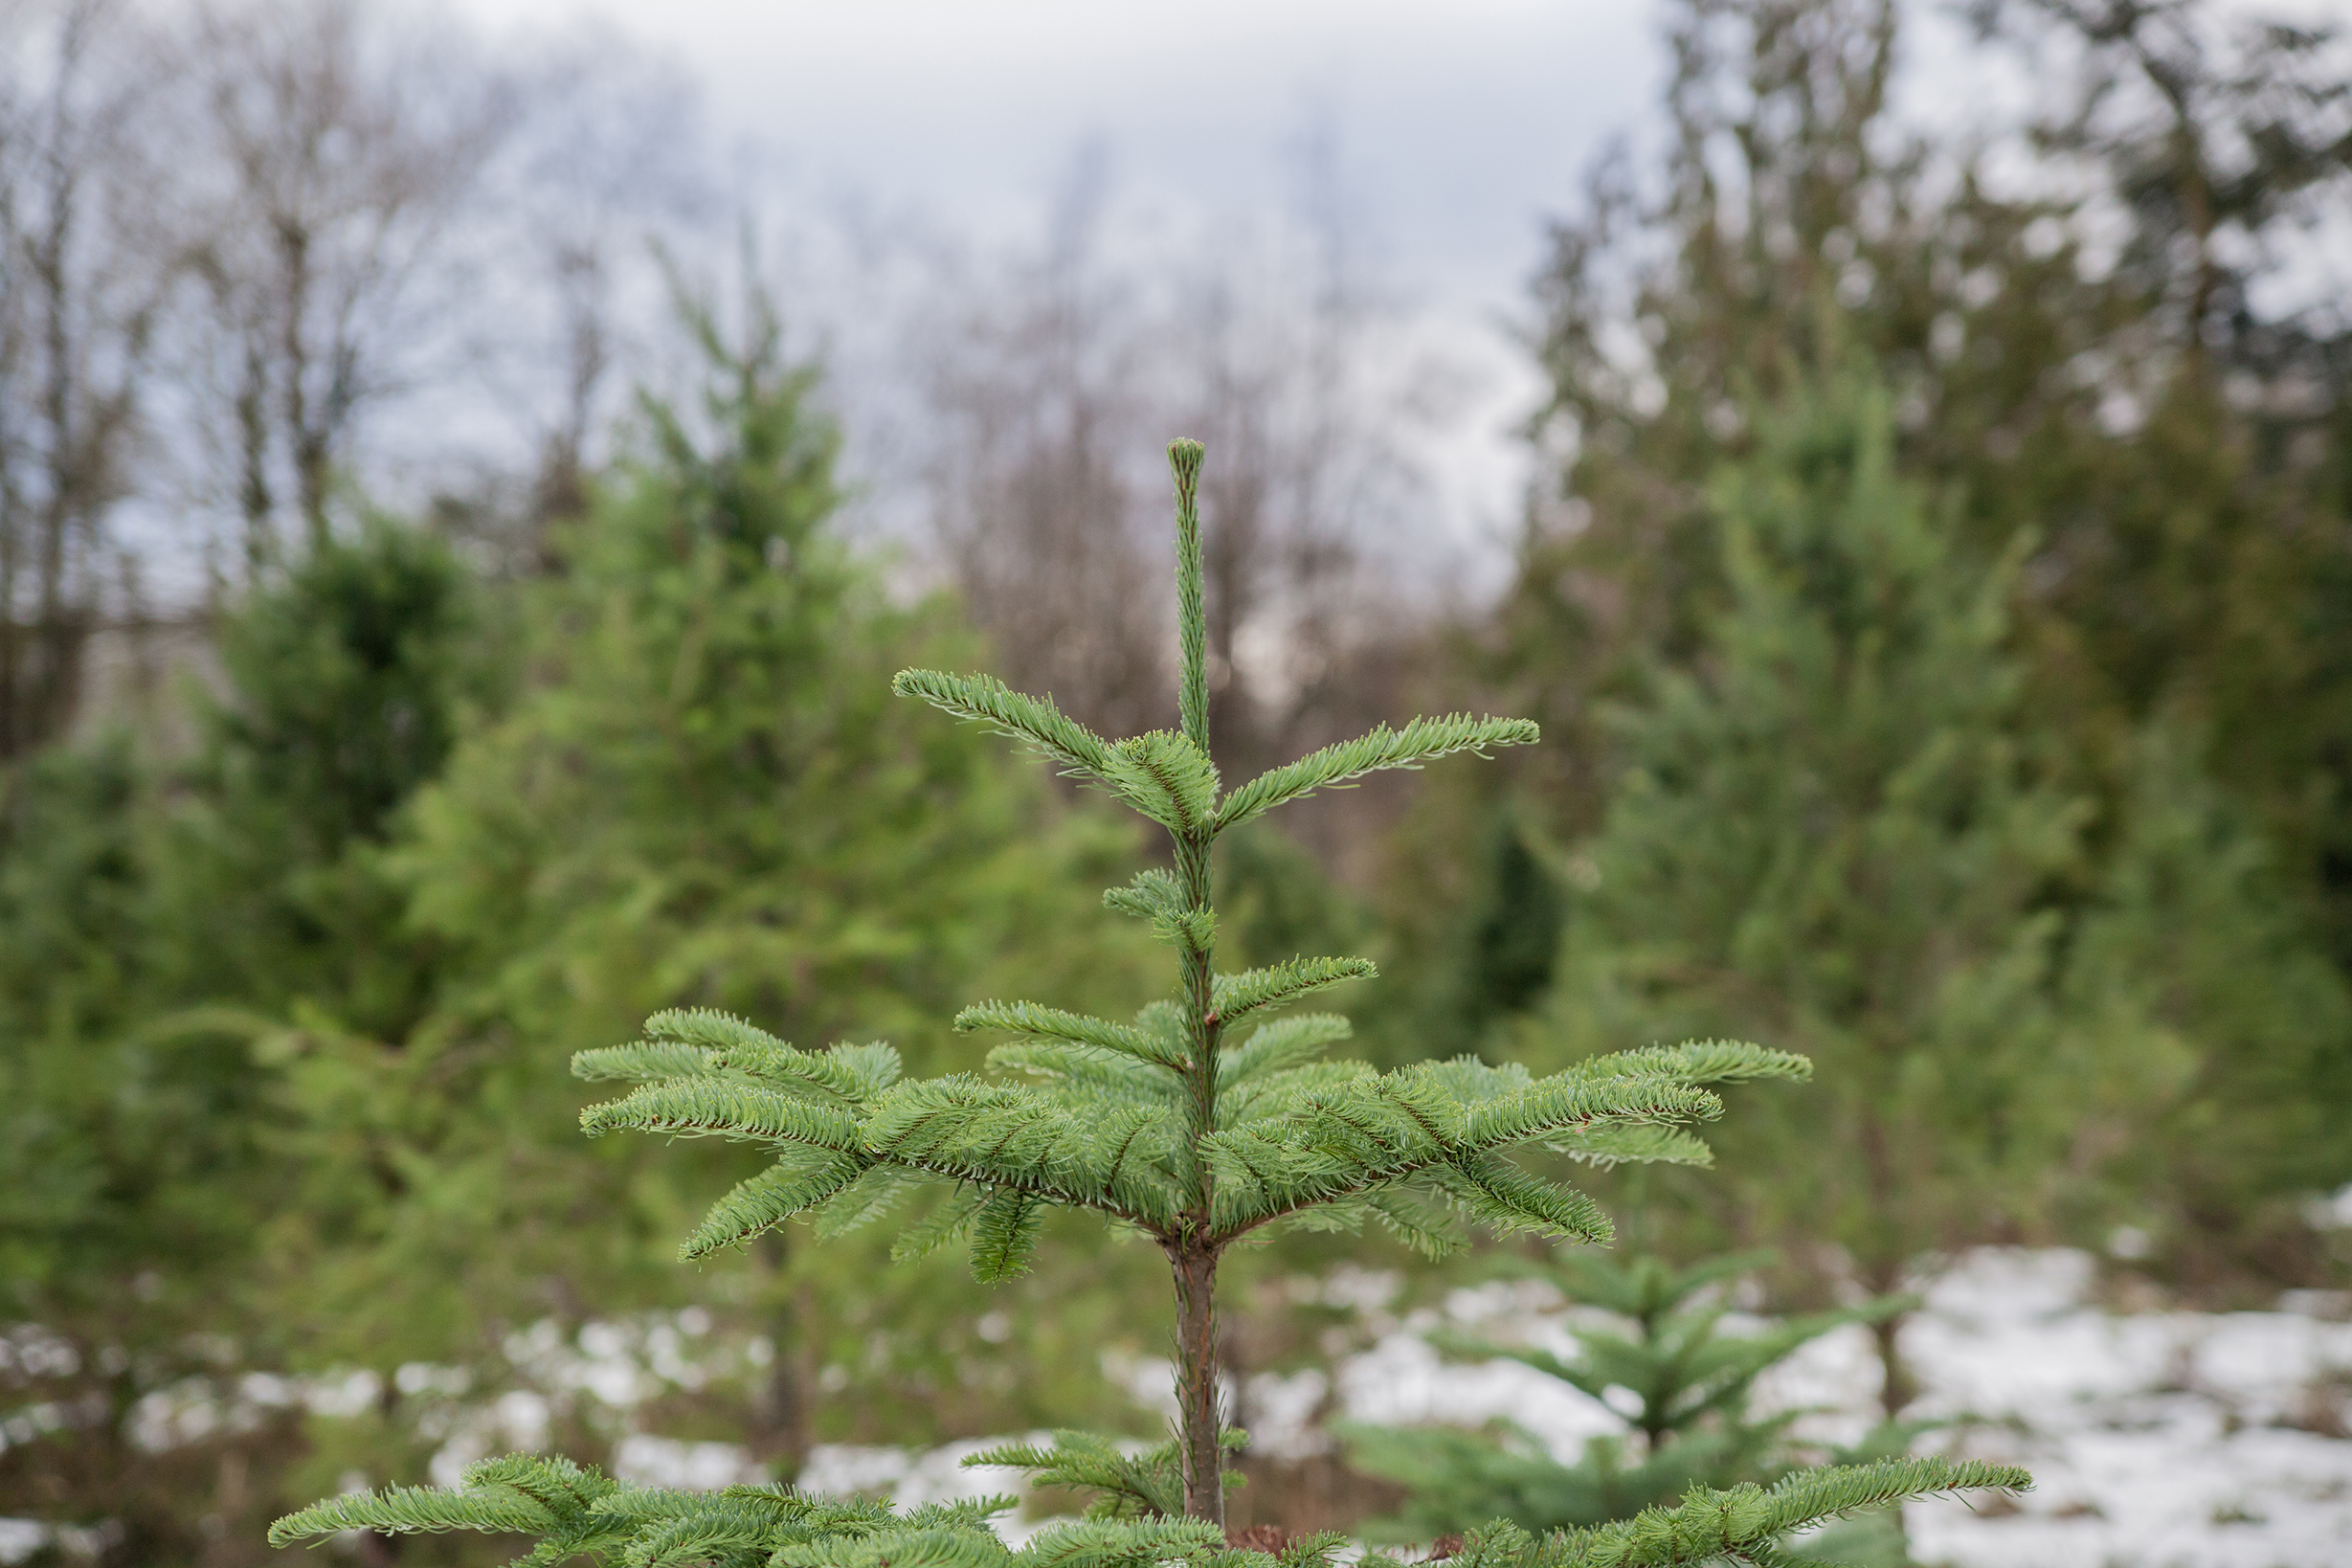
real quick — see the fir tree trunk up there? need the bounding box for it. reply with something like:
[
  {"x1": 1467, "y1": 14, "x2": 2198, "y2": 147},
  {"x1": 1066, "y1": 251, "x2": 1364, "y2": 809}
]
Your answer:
[
  {"x1": 1855, "y1": 1108, "x2": 1916, "y2": 1415},
  {"x1": 1172, "y1": 821, "x2": 1226, "y2": 1525},
  {"x1": 1170, "y1": 437, "x2": 1225, "y2": 1525},
  {"x1": 1869, "y1": 1304, "x2": 1915, "y2": 1418},
  {"x1": 754, "y1": 1233, "x2": 818, "y2": 1469},
  {"x1": 1170, "y1": 1242, "x2": 1225, "y2": 1528}
]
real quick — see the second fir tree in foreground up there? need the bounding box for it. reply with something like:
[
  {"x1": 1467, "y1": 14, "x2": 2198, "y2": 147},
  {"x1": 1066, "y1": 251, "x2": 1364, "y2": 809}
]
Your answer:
[{"x1": 275, "y1": 440, "x2": 2027, "y2": 1567}]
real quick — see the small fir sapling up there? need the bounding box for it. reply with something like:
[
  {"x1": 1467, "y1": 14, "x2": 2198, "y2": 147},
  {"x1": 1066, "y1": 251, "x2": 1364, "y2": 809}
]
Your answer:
[
  {"x1": 1341, "y1": 1250, "x2": 1910, "y2": 1534},
  {"x1": 273, "y1": 440, "x2": 2028, "y2": 1567}
]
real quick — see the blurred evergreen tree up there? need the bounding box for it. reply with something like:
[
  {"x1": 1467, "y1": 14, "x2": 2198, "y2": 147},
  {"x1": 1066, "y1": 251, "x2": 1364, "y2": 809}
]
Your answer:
[
  {"x1": 157, "y1": 519, "x2": 500, "y2": 1037},
  {"x1": 264, "y1": 283, "x2": 1169, "y2": 1521},
  {"x1": 0, "y1": 743, "x2": 282, "y2": 1563},
  {"x1": 1530, "y1": 364, "x2": 2198, "y2": 1405},
  {"x1": 1341, "y1": 1249, "x2": 1905, "y2": 1543},
  {"x1": 0, "y1": 520, "x2": 495, "y2": 1562},
  {"x1": 1490, "y1": 0, "x2": 2352, "y2": 1281}
]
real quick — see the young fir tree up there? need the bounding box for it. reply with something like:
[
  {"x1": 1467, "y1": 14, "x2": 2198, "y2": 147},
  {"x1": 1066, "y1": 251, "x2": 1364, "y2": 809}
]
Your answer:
[
  {"x1": 274, "y1": 440, "x2": 2027, "y2": 1567},
  {"x1": 1533, "y1": 364, "x2": 2184, "y2": 1405},
  {"x1": 1341, "y1": 1250, "x2": 1904, "y2": 1535}
]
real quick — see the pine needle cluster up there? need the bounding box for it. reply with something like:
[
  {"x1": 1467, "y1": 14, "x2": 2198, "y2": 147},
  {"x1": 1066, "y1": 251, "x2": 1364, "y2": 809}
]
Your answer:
[{"x1": 274, "y1": 438, "x2": 2027, "y2": 1562}]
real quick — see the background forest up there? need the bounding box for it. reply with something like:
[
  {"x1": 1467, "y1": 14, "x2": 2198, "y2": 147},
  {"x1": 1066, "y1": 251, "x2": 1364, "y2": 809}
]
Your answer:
[{"x1": 3, "y1": 0, "x2": 2351, "y2": 1563}]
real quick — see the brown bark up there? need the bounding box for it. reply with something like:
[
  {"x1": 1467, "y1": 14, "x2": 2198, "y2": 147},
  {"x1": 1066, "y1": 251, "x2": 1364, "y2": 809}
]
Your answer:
[
  {"x1": 751, "y1": 1232, "x2": 818, "y2": 1471},
  {"x1": 1169, "y1": 1243, "x2": 1226, "y2": 1528},
  {"x1": 1869, "y1": 1307, "x2": 1915, "y2": 1418}
]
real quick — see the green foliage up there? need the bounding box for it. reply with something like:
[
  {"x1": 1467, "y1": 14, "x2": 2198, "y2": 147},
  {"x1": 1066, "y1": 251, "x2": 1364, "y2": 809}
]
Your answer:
[
  {"x1": 962, "y1": 1429, "x2": 1245, "y2": 1521},
  {"x1": 1343, "y1": 1249, "x2": 1907, "y2": 1535},
  {"x1": 1529, "y1": 365, "x2": 2194, "y2": 1398},
  {"x1": 278, "y1": 427, "x2": 2022, "y2": 1557},
  {"x1": 157, "y1": 516, "x2": 497, "y2": 1036},
  {"x1": 260, "y1": 292, "x2": 1163, "y2": 1483},
  {"x1": 1212, "y1": 715, "x2": 1542, "y2": 832},
  {"x1": 554, "y1": 439, "x2": 1767, "y2": 1393},
  {"x1": 1501, "y1": 0, "x2": 2352, "y2": 1279},
  {"x1": 266, "y1": 1448, "x2": 2025, "y2": 1568},
  {"x1": 0, "y1": 520, "x2": 496, "y2": 1559}
]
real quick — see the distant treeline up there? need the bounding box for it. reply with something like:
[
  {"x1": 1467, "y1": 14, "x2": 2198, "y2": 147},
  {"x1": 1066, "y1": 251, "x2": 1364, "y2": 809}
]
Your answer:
[{"x1": 3, "y1": 0, "x2": 2349, "y2": 1561}]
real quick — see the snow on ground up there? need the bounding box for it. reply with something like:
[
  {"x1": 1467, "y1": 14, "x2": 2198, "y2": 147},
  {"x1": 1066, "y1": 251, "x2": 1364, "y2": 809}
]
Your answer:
[
  {"x1": 7, "y1": 1248, "x2": 2343, "y2": 1564},
  {"x1": 1893, "y1": 1250, "x2": 2352, "y2": 1568},
  {"x1": 1334, "y1": 1248, "x2": 2352, "y2": 1568}
]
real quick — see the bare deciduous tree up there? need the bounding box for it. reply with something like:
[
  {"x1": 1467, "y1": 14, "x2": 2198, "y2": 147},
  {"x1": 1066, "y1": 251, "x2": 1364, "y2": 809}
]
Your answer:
[
  {"x1": 0, "y1": 0, "x2": 171, "y2": 760},
  {"x1": 168, "y1": 0, "x2": 520, "y2": 566}
]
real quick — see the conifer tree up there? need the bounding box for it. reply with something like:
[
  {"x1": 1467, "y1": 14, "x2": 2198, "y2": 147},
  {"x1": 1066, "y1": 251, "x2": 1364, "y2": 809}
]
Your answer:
[
  {"x1": 1532, "y1": 364, "x2": 2177, "y2": 1406},
  {"x1": 270, "y1": 297, "x2": 1157, "y2": 1480},
  {"x1": 1342, "y1": 1250, "x2": 1906, "y2": 1535},
  {"x1": 275, "y1": 439, "x2": 2027, "y2": 1565}
]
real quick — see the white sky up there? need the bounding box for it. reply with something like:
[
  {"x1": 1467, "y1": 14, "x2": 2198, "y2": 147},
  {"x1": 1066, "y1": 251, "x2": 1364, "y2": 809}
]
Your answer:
[
  {"x1": 438, "y1": 1, "x2": 1674, "y2": 580},
  {"x1": 440, "y1": 0, "x2": 2352, "y2": 584},
  {"x1": 457, "y1": 0, "x2": 1666, "y2": 307}
]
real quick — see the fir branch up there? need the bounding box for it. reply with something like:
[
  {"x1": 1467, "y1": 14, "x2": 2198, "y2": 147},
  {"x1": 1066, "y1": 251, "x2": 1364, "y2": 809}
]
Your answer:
[
  {"x1": 1104, "y1": 868, "x2": 1186, "y2": 921},
  {"x1": 890, "y1": 1184, "x2": 987, "y2": 1263},
  {"x1": 970, "y1": 1189, "x2": 1045, "y2": 1282},
  {"x1": 1170, "y1": 437, "x2": 1208, "y2": 754},
  {"x1": 644, "y1": 1009, "x2": 903, "y2": 1104},
  {"x1": 862, "y1": 1080, "x2": 1179, "y2": 1225},
  {"x1": 1105, "y1": 868, "x2": 1217, "y2": 949},
  {"x1": 1757, "y1": 1457, "x2": 2030, "y2": 1529},
  {"x1": 891, "y1": 669, "x2": 1118, "y2": 778},
  {"x1": 1459, "y1": 1075, "x2": 1723, "y2": 1152},
  {"x1": 889, "y1": 669, "x2": 1222, "y2": 836},
  {"x1": 1439, "y1": 1154, "x2": 1615, "y2": 1243},
  {"x1": 962, "y1": 1428, "x2": 1243, "y2": 1522},
  {"x1": 958, "y1": 1001, "x2": 1191, "y2": 1071},
  {"x1": 569, "y1": 1038, "x2": 712, "y2": 1084},
  {"x1": 268, "y1": 1456, "x2": 616, "y2": 1547},
  {"x1": 268, "y1": 1482, "x2": 555, "y2": 1542},
  {"x1": 1344, "y1": 1187, "x2": 1469, "y2": 1258},
  {"x1": 1215, "y1": 715, "x2": 1541, "y2": 831},
  {"x1": 1217, "y1": 1061, "x2": 1377, "y2": 1128},
  {"x1": 989, "y1": 1041, "x2": 1186, "y2": 1109},
  {"x1": 1108, "y1": 730, "x2": 1221, "y2": 837},
  {"x1": 639, "y1": 1007, "x2": 792, "y2": 1056},
  {"x1": 1544, "y1": 1124, "x2": 1717, "y2": 1168},
  {"x1": 1210, "y1": 957, "x2": 1378, "y2": 1027},
  {"x1": 1505, "y1": 1460, "x2": 2030, "y2": 1567},
  {"x1": 902, "y1": 1499, "x2": 1025, "y2": 1532},
  {"x1": 808, "y1": 1165, "x2": 929, "y2": 1240},
  {"x1": 622, "y1": 1490, "x2": 826, "y2": 1567},
  {"x1": 1021, "y1": 1517, "x2": 1228, "y2": 1568},
  {"x1": 1215, "y1": 1014, "x2": 1352, "y2": 1091},
  {"x1": 1204, "y1": 1066, "x2": 1724, "y2": 1235},
  {"x1": 772, "y1": 1525, "x2": 1010, "y2": 1568},
  {"x1": 1573, "y1": 1041, "x2": 1811, "y2": 1088},
  {"x1": 863, "y1": 1079, "x2": 1086, "y2": 1188},
  {"x1": 578, "y1": 1079, "x2": 865, "y2": 1153},
  {"x1": 682, "y1": 1151, "x2": 870, "y2": 1258}
]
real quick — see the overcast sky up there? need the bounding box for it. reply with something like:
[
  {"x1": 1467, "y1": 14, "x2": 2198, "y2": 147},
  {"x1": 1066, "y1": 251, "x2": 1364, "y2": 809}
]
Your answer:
[
  {"x1": 442, "y1": 0, "x2": 2352, "y2": 577},
  {"x1": 440, "y1": 1, "x2": 1676, "y2": 571},
  {"x1": 459, "y1": 0, "x2": 1666, "y2": 309}
]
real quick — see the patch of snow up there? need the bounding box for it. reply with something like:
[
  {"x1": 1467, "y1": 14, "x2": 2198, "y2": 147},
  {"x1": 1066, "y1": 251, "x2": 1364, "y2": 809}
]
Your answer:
[
  {"x1": 1332, "y1": 1246, "x2": 2352, "y2": 1567},
  {"x1": 613, "y1": 1434, "x2": 770, "y2": 1489},
  {"x1": 800, "y1": 1435, "x2": 1067, "y2": 1543}
]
